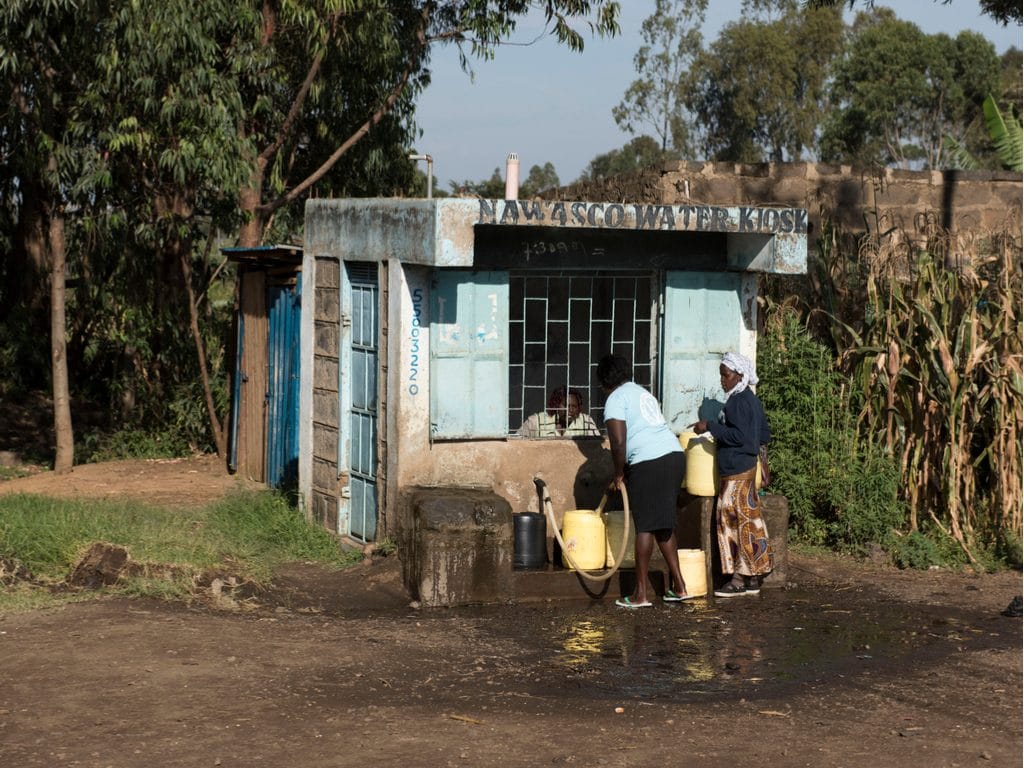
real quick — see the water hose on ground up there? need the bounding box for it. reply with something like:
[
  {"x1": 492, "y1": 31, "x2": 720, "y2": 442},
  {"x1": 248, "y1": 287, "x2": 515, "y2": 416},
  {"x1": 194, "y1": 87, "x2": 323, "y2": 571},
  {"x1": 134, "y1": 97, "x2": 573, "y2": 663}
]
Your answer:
[{"x1": 535, "y1": 477, "x2": 631, "y2": 583}]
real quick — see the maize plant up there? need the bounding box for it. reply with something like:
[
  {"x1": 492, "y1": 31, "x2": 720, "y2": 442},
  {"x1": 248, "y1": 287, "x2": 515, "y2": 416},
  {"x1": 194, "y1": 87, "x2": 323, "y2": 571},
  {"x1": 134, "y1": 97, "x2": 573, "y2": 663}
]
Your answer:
[{"x1": 832, "y1": 230, "x2": 1022, "y2": 562}]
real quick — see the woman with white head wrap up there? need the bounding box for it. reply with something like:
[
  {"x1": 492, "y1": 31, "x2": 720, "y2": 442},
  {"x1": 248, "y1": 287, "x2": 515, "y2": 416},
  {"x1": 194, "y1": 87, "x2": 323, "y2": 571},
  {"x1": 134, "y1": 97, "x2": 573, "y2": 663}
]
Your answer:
[{"x1": 690, "y1": 352, "x2": 773, "y2": 597}]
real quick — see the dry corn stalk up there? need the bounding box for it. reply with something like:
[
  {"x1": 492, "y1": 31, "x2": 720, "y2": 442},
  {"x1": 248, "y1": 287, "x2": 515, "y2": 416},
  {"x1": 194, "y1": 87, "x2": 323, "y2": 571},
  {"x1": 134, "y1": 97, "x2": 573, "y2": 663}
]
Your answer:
[{"x1": 822, "y1": 221, "x2": 1021, "y2": 561}]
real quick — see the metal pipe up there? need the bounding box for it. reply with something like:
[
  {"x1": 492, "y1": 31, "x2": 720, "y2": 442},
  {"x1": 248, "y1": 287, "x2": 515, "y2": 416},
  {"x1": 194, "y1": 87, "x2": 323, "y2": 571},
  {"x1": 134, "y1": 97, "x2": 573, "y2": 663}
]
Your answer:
[{"x1": 408, "y1": 153, "x2": 433, "y2": 199}]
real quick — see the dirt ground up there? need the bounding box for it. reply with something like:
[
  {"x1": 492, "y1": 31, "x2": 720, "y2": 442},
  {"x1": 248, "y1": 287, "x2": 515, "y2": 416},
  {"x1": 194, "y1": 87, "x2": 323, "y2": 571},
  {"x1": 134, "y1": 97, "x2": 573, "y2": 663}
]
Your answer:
[{"x1": 0, "y1": 457, "x2": 1021, "y2": 768}]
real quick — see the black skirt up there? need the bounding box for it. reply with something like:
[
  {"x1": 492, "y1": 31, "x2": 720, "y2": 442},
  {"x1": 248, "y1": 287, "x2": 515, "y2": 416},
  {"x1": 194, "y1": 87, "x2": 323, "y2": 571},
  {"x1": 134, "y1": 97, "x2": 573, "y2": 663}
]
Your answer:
[{"x1": 625, "y1": 451, "x2": 685, "y2": 532}]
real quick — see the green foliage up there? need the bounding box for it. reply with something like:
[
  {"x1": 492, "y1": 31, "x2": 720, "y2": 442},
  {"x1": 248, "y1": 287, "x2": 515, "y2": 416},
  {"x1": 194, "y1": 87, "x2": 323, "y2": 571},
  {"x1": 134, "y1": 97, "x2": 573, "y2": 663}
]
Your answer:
[
  {"x1": 520, "y1": 162, "x2": 561, "y2": 197},
  {"x1": 577, "y1": 135, "x2": 670, "y2": 182},
  {"x1": 0, "y1": 489, "x2": 354, "y2": 601},
  {"x1": 889, "y1": 530, "x2": 944, "y2": 570},
  {"x1": 821, "y1": 10, "x2": 1001, "y2": 168},
  {"x1": 76, "y1": 429, "x2": 194, "y2": 464},
  {"x1": 613, "y1": 0, "x2": 704, "y2": 156},
  {"x1": 758, "y1": 309, "x2": 905, "y2": 551},
  {"x1": 821, "y1": 443, "x2": 905, "y2": 550},
  {"x1": 687, "y1": 0, "x2": 843, "y2": 161},
  {"x1": 2, "y1": 0, "x2": 621, "y2": 469},
  {"x1": 944, "y1": 94, "x2": 1023, "y2": 171}
]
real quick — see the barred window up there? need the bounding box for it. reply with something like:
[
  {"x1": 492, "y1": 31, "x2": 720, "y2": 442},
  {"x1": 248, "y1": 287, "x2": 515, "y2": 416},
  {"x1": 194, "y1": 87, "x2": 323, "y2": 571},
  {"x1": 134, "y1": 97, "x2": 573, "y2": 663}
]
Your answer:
[{"x1": 509, "y1": 270, "x2": 655, "y2": 436}]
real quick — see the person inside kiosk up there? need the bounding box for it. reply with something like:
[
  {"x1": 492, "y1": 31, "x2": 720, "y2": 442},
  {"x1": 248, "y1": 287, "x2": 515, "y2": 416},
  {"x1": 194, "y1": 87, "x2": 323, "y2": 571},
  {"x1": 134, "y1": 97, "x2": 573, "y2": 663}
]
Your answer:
[{"x1": 518, "y1": 386, "x2": 600, "y2": 438}]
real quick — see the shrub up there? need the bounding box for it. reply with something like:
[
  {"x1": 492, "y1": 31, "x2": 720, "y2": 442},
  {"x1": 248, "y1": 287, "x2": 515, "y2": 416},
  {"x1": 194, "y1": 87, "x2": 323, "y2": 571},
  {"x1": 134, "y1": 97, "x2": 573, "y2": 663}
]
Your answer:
[{"x1": 758, "y1": 309, "x2": 905, "y2": 551}]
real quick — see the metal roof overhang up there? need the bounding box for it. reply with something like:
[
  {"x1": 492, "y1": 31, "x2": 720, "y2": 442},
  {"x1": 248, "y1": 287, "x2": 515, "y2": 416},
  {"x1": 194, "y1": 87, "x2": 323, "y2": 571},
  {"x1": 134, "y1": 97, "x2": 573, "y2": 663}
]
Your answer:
[{"x1": 221, "y1": 244, "x2": 304, "y2": 268}]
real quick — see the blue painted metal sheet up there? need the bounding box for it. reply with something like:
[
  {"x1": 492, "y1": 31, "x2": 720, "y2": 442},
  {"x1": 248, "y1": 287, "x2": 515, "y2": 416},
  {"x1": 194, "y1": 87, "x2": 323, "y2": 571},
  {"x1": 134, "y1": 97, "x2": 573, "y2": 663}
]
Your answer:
[
  {"x1": 228, "y1": 309, "x2": 244, "y2": 473},
  {"x1": 265, "y1": 274, "x2": 301, "y2": 490},
  {"x1": 661, "y1": 271, "x2": 742, "y2": 432},
  {"x1": 429, "y1": 270, "x2": 509, "y2": 438}
]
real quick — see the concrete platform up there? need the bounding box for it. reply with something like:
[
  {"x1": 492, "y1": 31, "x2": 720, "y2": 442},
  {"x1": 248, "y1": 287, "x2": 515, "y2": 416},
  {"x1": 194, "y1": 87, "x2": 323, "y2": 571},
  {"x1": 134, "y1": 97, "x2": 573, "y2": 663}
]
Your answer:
[{"x1": 508, "y1": 492, "x2": 790, "y2": 603}]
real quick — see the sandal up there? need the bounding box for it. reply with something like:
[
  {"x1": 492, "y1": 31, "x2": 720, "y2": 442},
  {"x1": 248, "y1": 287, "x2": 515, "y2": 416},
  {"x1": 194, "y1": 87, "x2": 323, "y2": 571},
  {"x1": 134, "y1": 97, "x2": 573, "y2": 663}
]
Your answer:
[
  {"x1": 615, "y1": 596, "x2": 652, "y2": 609},
  {"x1": 663, "y1": 589, "x2": 696, "y2": 603}
]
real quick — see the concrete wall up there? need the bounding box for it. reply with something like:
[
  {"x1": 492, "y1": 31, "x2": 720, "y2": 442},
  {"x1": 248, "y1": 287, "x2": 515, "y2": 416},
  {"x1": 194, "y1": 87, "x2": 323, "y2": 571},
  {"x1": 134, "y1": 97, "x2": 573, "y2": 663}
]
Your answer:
[
  {"x1": 555, "y1": 161, "x2": 1023, "y2": 246},
  {"x1": 386, "y1": 262, "x2": 621, "y2": 548}
]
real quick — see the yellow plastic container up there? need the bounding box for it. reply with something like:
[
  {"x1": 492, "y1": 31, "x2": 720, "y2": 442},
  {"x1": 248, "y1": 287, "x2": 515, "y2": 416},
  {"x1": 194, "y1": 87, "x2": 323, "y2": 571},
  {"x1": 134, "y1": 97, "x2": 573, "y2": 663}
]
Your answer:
[
  {"x1": 677, "y1": 548, "x2": 708, "y2": 597},
  {"x1": 685, "y1": 435, "x2": 718, "y2": 496},
  {"x1": 602, "y1": 509, "x2": 635, "y2": 568},
  {"x1": 561, "y1": 509, "x2": 606, "y2": 571},
  {"x1": 678, "y1": 431, "x2": 697, "y2": 489}
]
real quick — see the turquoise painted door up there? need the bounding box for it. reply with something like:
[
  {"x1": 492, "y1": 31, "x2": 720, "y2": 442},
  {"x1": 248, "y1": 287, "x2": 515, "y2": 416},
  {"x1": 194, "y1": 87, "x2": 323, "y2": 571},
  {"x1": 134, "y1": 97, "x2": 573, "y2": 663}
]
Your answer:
[
  {"x1": 661, "y1": 271, "x2": 743, "y2": 432},
  {"x1": 347, "y1": 265, "x2": 378, "y2": 542}
]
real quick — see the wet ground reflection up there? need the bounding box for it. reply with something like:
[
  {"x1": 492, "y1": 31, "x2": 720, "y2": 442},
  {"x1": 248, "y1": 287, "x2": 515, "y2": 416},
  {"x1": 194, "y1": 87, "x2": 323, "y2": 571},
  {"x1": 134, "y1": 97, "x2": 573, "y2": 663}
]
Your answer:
[{"x1": 458, "y1": 586, "x2": 1017, "y2": 702}]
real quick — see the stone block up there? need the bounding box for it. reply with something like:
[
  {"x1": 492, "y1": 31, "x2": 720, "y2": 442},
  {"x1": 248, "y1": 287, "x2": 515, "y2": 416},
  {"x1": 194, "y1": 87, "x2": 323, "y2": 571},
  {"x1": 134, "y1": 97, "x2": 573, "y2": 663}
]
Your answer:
[
  {"x1": 314, "y1": 321, "x2": 338, "y2": 356},
  {"x1": 761, "y1": 493, "x2": 789, "y2": 588},
  {"x1": 406, "y1": 487, "x2": 513, "y2": 607},
  {"x1": 315, "y1": 286, "x2": 339, "y2": 322},
  {"x1": 313, "y1": 422, "x2": 338, "y2": 464},
  {"x1": 313, "y1": 389, "x2": 338, "y2": 428},
  {"x1": 313, "y1": 357, "x2": 338, "y2": 391},
  {"x1": 311, "y1": 489, "x2": 338, "y2": 531},
  {"x1": 315, "y1": 256, "x2": 340, "y2": 288}
]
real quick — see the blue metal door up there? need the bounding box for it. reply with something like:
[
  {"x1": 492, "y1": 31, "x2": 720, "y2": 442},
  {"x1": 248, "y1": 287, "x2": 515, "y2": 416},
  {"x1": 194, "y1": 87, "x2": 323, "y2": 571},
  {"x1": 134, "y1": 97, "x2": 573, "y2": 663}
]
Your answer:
[
  {"x1": 346, "y1": 265, "x2": 378, "y2": 542},
  {"x1": 266, "y1": 273, "x2": 302, "y2": 490}
]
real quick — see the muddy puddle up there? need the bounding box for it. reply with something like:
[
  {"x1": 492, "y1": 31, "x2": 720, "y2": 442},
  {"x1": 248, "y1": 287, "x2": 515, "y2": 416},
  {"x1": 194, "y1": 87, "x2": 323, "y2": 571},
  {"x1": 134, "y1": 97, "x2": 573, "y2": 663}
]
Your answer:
[{"x1": 430, "y1": 587, "x2": 1018, "y2": 703}]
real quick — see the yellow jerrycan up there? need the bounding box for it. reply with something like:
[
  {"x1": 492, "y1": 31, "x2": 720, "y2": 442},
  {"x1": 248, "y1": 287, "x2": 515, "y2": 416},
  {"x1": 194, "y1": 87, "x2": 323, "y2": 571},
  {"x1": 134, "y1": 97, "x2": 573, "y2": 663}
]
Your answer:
[
  {"x1": 684, "y1": 433, "x2": 718, "y2": 497},
  {"x1": 677, "y1": 549, "x2": 708, "y2": 596},
  {"x1": 560, "y1": 509, "x2": 607, "y2": 571},
  {"x1": 602, "y1": 509, "x2": 635, "y2": 568},
  {"x1": 678, "y1": 430, "x2": 697, "y2": 490}
]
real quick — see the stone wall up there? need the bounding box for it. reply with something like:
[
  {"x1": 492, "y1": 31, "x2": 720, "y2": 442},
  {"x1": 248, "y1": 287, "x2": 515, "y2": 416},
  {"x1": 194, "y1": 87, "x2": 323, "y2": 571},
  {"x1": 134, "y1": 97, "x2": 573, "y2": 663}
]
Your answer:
[
  {"x1": 311, "y1": 256, "x2": 341, "y2": 530},
  {"x1": 554, "y1": 161, "x2": 1022, "y2": 247}
]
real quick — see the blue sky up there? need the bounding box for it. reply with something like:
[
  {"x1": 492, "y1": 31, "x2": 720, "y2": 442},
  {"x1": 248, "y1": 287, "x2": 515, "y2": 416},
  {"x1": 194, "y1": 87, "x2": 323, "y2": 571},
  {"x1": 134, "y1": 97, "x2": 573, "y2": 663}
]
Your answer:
[{"x1": 413, "y1": 1, "x2": 1023, "y2": 191}]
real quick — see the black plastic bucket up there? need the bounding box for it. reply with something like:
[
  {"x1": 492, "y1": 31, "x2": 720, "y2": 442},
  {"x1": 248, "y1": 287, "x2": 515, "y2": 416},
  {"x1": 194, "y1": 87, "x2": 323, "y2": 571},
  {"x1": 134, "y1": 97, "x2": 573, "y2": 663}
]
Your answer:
[{"x1": 513, "y1": 512, "x2": 547, "y2": 569}]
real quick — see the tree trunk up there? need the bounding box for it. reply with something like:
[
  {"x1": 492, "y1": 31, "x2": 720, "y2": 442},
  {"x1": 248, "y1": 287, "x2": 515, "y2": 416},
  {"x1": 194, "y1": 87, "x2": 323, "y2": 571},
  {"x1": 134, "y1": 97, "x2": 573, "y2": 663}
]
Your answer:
[
  {"x1": 49, "y1": 204, "x2": 74, "y2": 473},
  {"x1": 237, "y1": 173, "x2": 266, "y2": 248},
  {"x1": 178, "y1": 240, "x2": 226, "y2": 458}
]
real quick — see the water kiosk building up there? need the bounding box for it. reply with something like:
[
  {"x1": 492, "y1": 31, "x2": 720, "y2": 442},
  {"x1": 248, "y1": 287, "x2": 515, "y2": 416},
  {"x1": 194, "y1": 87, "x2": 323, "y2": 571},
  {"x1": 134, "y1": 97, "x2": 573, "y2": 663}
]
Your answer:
[{"x1": 299, "y1": 197, "x2": 807, "y2": 604}]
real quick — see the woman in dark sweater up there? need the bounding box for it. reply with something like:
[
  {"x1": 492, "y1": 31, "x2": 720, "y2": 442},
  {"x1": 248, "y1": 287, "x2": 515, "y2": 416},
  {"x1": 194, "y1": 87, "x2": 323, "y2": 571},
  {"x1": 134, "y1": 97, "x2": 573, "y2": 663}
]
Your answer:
[{"x1": 691, "y1": 352, "x2": 773, "y2": 597}]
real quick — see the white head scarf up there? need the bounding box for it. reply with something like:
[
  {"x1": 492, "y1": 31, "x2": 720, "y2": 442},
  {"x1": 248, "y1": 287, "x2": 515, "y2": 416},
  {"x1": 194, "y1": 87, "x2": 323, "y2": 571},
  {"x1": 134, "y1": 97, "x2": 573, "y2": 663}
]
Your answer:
[{"x1": 722, "y1": 351, "x2": 758, "y2": 397}]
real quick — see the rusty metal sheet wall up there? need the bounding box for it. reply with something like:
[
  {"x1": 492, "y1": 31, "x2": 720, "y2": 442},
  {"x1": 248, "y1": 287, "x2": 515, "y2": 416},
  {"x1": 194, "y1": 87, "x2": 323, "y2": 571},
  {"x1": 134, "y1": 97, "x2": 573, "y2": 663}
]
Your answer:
[{"x1": 238, "y1": 269, "x2": 267, "y2": 483}]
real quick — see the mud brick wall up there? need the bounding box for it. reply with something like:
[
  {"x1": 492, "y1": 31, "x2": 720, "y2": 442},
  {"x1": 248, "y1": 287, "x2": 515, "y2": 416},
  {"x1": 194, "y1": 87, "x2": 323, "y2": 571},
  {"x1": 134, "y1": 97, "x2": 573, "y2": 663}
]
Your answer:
[
  {"x1": 311, "y1": 256, "x2": 341, "y2": 530},
  {"x1": 555, "y1": 161, "x2": 1022, "y2": 248}
]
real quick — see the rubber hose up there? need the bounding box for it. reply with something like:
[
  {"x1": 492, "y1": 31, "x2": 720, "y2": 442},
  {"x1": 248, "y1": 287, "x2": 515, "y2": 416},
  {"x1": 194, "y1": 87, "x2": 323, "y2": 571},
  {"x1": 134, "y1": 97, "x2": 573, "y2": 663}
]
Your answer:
[{"x1": 540, "y1": 482, "x2": 631, "y2": 583}]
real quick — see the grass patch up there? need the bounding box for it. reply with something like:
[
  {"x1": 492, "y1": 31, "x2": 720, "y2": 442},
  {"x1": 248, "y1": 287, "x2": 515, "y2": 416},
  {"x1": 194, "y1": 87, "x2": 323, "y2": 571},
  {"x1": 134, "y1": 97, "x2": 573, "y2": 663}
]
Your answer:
[{"x1": 0, "y1": 489, "x2": 360, "y2": 613}]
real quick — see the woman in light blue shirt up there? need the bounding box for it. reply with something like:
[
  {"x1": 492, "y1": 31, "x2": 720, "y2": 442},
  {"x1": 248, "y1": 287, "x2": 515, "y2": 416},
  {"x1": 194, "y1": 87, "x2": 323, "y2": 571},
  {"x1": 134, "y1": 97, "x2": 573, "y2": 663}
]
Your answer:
[{"x1": 598, "y1": 354, "x2": 692, "y2": 608}]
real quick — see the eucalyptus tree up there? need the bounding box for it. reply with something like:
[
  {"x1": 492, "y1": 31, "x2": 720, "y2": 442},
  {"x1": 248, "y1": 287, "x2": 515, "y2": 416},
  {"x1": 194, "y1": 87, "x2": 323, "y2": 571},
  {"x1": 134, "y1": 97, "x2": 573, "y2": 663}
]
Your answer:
[
  {"x1": 820, "y1": 10, "x2": 1001, "y2": 168},
  {"x1": 1, "y1": 0, "x2": 620, "y2": 469},
  {"x1": 686, "y1": 0, "x2": 843, "y2": 162},
  {"x1": 0, "y1": 0, "x2": 112, "y2": 471},
  {"x1": 520, "y1": 162, "x2": 561, "y2": 197},
  {"x1": 809, "y1": 0, "x2": 1022, "y2": 27},
  {"x1": 232, "y1": 0, "x2": 622, "y2": 247},
  {"x1": 576, "y1": 135, "x2": 668, "y2": 182},
  {"x1": 612, "y1": 0, "x2": 705, "y2": 158}
]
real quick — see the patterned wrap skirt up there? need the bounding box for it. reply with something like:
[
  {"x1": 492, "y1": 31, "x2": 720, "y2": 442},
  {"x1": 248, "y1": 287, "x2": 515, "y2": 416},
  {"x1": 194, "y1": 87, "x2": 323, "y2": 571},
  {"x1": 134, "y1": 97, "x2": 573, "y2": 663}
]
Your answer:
[
  {"x1": 716, "y1": 467, "x2": 774, "y2": 576},
  {"x1": 625, "y1": 451, "x2": 685, "y2": 533}
]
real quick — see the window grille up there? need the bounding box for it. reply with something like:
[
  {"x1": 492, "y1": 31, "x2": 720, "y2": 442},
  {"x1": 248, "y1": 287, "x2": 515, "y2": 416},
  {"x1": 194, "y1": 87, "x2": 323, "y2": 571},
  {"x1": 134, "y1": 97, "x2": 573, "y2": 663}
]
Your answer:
[{"x1": 508, "y1": 270, "x2": 655, "y2": 435}]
